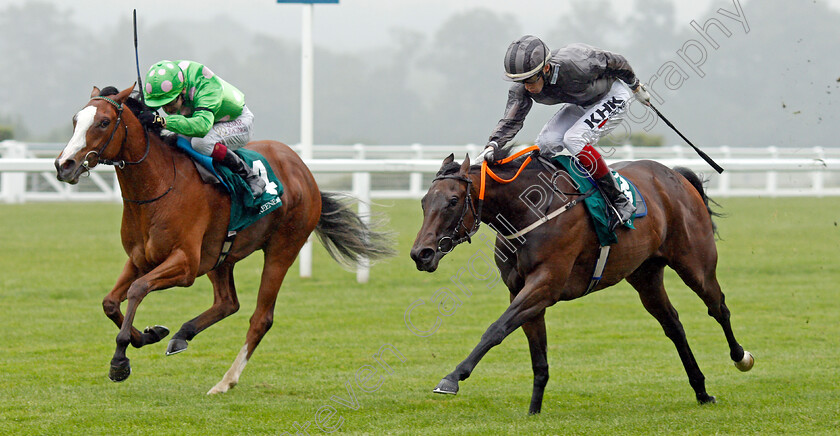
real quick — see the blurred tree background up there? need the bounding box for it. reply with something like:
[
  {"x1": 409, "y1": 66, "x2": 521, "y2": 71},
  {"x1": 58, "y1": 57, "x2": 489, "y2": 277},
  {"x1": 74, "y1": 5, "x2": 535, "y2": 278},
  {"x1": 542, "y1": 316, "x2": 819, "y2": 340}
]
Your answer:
[{"x1": 0, "y1": 0, "x2": 837, "y2": 148}]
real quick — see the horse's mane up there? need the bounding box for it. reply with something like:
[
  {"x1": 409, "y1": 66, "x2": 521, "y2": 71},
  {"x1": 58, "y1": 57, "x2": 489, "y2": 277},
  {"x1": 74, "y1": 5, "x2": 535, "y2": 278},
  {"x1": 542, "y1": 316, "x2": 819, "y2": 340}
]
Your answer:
[{"x1": 97, "y1": 86, "x2": 177, "y2": 147}]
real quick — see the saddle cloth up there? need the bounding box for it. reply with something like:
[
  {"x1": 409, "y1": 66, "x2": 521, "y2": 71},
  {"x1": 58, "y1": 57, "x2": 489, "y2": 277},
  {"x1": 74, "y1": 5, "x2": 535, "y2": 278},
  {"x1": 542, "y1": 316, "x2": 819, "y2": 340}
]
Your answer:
[
  {"x1": 552, "y1": 155, "x2": 647, "y2": 246},
  {"x1": 175, "y1": 137, "x2": 284, "y2": 232}
]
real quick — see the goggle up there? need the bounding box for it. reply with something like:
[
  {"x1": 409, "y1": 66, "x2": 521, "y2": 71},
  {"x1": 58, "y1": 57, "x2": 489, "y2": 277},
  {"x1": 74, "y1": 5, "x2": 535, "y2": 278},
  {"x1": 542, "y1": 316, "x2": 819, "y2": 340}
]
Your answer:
[{"x1": 519, "y1": 74, "x2": 542, "y2": 84}]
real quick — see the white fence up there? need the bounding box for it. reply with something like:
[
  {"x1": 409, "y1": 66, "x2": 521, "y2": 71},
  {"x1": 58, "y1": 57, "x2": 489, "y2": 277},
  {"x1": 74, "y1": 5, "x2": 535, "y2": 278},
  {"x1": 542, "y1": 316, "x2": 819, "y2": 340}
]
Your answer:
[
  {"x1": 3, "y1": 141, "x2": 840, "y2": 202},
  {"x1": 3, "y1": 141, "x2": 839, "y2": 282}
]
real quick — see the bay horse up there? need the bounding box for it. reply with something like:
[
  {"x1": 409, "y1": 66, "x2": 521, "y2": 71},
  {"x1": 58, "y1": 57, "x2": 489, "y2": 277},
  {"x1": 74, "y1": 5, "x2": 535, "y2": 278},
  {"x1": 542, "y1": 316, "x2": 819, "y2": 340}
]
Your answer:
[
  {"x1": 55, "y1": 84, "x2": 393, "y2": 394},
  {"x1": 409, "y1": 149, "x2": 754, "y2": 414}
]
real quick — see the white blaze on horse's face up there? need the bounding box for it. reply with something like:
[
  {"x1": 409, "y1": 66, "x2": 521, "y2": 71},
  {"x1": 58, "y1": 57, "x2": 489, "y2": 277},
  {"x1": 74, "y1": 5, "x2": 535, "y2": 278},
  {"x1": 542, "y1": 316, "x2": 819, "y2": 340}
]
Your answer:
[{"x1": 57, "y1": 105, "x2": 97, "y2": 165}]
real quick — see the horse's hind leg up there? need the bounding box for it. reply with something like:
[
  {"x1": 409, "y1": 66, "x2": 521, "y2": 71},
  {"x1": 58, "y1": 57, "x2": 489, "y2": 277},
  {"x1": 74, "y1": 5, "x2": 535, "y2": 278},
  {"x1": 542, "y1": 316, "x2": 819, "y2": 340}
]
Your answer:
[
  {"x1": 207, "y1": 238, "x2": 303, "y2": 395},
  {"x1": 670, "y1": 251, "x2": 754, "y2": 372},
  {"x1": 626, "y1": 260, "x2": 716, "y2": 404},
  {"x1": 166, "y1": 265, "x2": 240, "y2": 355}
]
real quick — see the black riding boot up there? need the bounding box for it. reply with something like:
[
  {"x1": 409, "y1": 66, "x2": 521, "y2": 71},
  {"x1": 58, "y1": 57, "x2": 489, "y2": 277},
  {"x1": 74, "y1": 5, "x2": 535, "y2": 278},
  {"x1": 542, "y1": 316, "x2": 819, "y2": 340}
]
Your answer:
[
  {"x1": 595, "y1": 173, "x2": 635, "y2": 232},
  {"x1": 221, "y1": 149, "x2": 266, "y2": 198}
]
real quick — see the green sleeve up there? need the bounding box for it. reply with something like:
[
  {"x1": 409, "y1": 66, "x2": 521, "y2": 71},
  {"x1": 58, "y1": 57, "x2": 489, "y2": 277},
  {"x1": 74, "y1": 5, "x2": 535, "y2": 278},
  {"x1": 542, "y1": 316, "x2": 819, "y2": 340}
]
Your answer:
[{"x1": 164, "y1": 110, "x2": 215, "y2": 137}]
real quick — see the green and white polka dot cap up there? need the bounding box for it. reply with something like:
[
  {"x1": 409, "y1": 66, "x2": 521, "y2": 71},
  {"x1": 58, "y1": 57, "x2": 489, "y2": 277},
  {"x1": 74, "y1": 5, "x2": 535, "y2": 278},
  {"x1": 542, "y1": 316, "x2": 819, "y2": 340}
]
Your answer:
[{"x1": 144, "y1": 60, "x2": 185, "y2": 107}]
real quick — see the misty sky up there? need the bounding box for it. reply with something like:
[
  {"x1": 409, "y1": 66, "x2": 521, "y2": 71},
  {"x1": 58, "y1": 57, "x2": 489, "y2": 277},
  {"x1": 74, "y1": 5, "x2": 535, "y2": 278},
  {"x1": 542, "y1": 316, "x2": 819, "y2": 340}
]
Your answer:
[
  {"x1": 0, "y1": 0, "x2": 807, "y2": 51},
  {"x1": 2, "y1": 0, "x2": 839, "y2": 148}
]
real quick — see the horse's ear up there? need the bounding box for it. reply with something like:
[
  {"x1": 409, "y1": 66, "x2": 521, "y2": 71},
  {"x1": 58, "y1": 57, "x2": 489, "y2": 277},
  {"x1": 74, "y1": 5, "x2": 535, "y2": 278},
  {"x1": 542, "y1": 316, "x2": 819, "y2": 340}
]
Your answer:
[
  {"x1": 459, "y1": 153, "x2": 471, "y2": 175},
  {"x1": 441, "y1": 153, "x2": 454, "y2": 167},
  {"x1": 115, "y1": 83, "x2": 136, "y2": 104},
  {"x1": 90, "y1": 86, "x2": 101, "y2": 98}
]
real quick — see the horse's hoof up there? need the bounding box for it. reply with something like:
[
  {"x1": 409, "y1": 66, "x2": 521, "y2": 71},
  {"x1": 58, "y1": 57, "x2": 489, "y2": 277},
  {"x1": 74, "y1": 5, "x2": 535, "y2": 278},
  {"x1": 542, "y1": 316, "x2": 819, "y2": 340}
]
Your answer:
[
  {"x1": 207, "y1": 381, "x2": 235, "y2": 395},
  {"x1": 697, "y1": 393, "x2": 716, "y2": 404},
  {"x1": 166, "y1": 338, "x2": 188, "y2": 356},
  {"x1": 735, "y1": 350, "x2": 754, "y2": 372},
  {"x1": 109, "y1": 361, "x2": 131, "y2": 382},
  {"x1": 433, "y1": 378, "x2": 459, "y2": 395},
  {"x1": 143, "y1": 325, "x2": 170, "y2": 344}
]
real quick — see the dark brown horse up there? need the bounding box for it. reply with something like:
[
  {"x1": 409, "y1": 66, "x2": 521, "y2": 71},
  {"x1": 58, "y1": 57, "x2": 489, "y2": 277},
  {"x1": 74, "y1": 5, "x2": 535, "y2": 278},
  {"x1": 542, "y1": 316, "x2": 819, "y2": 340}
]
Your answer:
[
  {"x1": 55, "y1": 84, "x2": 392, "y2": 393},
  {"x1": 410, "y1": 150, "x2": 754, "y2": 414}
]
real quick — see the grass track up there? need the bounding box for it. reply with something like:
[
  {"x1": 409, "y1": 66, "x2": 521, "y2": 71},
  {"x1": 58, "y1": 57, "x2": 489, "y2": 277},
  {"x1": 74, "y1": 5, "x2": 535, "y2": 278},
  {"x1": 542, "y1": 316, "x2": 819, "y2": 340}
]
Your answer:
[{"x1": 0, "y1": 197, "x2": 838, "y2": 435}]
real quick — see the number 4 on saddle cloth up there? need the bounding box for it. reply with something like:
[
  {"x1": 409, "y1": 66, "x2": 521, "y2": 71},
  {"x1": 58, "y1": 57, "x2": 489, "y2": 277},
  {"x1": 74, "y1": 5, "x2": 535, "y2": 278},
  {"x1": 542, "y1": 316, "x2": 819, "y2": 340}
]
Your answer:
[
  {"x1": 175, "y1": 137, "x2": 284, "y2": 232},
  {"x1": 552, "y1": 155, "x2": 647, "y2": 247}
]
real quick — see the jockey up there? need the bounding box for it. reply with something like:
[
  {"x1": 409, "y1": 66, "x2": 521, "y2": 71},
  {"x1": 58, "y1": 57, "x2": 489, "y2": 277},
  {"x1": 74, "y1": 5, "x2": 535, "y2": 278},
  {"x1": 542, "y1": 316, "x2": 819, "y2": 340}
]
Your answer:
[
  {"x1": 480, "y1": 35, "x2": 652, "y2": 230},
  {"x1": 139, "y1": 60, "x2": 266, "y2": 198}
]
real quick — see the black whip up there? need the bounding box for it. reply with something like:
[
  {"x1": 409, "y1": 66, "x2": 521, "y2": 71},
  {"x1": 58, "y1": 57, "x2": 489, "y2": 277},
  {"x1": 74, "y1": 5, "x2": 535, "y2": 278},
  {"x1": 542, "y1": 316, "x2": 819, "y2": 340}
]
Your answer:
[
  {"x1": 649, "y1": 103, "x2": 724, "y2": 174},
  {"x1": 133, "y1": 9, "x2": 145, "y2": 105}
]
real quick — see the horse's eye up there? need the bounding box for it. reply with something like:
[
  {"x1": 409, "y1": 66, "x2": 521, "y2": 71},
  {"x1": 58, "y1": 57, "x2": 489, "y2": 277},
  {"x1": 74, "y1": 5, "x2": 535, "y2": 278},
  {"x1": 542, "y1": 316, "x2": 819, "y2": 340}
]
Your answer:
[
  {"x1": 448, "y1": 197, "x2": 459, "y2": 207},
  {"x1": 99, "y1": 119, "x2": 111, "y2": 128}
]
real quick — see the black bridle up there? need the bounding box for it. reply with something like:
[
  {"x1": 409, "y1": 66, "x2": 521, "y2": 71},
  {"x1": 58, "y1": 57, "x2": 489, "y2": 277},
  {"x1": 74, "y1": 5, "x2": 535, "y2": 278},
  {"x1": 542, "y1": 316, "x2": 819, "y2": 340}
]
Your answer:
[
  {"x1": 83, "y1": 95, "x2": 173, "y2": 204},
  {"x1": 431, "y1": 173, "x2": 483, "y2": 254},
  {"x1": 84, "y1": 96, "x2": 151, "y2": 170}
]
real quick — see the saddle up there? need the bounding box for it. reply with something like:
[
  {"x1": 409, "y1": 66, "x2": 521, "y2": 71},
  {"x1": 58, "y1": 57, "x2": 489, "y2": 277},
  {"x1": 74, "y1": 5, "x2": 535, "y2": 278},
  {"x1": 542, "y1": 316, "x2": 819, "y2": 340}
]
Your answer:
[
  {"x1": 551, "y1": 155, "x2": 647, "y2": 246},
  {"x1": 174, "y1": 137, "x2": 284, "y2": 232}
]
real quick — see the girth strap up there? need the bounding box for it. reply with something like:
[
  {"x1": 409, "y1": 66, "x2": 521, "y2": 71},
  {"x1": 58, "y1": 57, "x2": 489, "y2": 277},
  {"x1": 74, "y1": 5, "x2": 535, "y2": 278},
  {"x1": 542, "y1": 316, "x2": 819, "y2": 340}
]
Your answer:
[
  {"x1": 213, "y1": 230, "x2": 238, "y2": 269},
  {"x1": 583, "y1": 245, "x2": 611, "y2": 296}
]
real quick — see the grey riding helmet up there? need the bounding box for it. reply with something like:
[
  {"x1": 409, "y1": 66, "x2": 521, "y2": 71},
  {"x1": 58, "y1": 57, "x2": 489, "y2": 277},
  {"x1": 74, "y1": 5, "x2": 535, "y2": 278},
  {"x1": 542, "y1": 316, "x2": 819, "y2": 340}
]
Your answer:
[{"x1": 503, "y1": 35, "x2": 551, "y2": 82}]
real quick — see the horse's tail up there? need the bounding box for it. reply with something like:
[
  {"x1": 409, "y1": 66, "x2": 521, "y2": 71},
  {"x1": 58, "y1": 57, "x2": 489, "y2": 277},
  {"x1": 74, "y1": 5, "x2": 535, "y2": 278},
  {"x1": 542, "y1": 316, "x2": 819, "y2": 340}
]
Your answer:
[
  {"x1": 672, "y1": 166, "x2": 724, "y2": 236},
  {"x1": 314, "y1": 192, "x2": 396, "y2": 269}
]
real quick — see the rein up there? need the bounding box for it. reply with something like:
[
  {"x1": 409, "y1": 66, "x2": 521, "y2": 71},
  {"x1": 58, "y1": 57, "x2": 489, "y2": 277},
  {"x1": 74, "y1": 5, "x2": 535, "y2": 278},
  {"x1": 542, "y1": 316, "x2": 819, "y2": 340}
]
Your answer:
[
  {"x1": 434, "y1": 145, "x2": 601, "y2": 251},
  {"x1": 87, "y1": 96, "x2": 175, "y2": 205},
  {"x1": 432, "y1": 146, "x2": 540, "y2": 253},
  {"x1": 479, "y1": 145, "x2": 540, "y2": 200}
]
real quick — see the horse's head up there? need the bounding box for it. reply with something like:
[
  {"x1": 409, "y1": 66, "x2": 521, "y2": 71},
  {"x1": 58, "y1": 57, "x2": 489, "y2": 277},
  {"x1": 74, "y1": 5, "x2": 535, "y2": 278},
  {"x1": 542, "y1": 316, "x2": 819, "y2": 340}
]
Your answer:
[
  {"x1": 410, "y1": 153, "x2": 480, "y2": 272},
  {"x1": 55, "y1": 84, "x2": 136, "y2": 184}
]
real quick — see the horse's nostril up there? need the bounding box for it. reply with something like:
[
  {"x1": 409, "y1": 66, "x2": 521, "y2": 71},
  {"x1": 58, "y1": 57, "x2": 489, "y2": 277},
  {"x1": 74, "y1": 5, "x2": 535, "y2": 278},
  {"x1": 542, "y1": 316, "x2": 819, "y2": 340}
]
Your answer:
[
  {"x1": 61, "y1": 160, "x2": 75, "y2": 172},
  {"x1": 418, "y1": 248, "x2": 435, "y2": 263}
]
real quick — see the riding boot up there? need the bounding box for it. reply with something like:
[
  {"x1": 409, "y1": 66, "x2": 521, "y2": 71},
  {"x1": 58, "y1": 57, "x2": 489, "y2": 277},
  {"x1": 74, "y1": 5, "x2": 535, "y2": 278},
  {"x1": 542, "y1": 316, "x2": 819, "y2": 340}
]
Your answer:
[
  {"x1": 595, "y1": 173, "x2": 635, "y2": 232},
  {"x1": 218, "y1": 147, "x2": 266, "y2": 198}
]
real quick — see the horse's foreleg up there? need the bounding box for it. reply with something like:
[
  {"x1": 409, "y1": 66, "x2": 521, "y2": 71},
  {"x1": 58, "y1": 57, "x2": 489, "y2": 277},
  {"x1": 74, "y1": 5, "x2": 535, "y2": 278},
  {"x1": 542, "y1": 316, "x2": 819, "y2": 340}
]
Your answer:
[
  {"x1": 434, "y1": 279, "x2": 554, "y2": 401},
  {"x1": 626, "y1": 262, "x2": 715, "y2": 404},
  {"x1": 207, "y1": 245, "x2": 298, "y2": 395},
  {"x1": 110, "y1": 250, "x2": 195, "y2": 382},
  {"x1": 167, "y1": 265, "x2": 240, "y2": 356},
  {"x1": 498, "y1": 256, "x2": 549, "y2": 414},
  {"x1": 102, "y1": 259, "x2": 169, "y2": 349},
  {"x1": 521, "y1": 310, "x2": 549, "y2": 414}
]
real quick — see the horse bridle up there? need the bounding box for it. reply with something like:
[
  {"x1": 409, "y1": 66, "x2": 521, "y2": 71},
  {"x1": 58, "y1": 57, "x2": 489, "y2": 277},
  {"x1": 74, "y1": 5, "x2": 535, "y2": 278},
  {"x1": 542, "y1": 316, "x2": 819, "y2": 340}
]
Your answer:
[
  {"x1": 431, "y1": 173, "x2": 483, "y2": 254},
  {"x1": 84, "y1": 95, "x2": 174, "y2": 204},
  {"x1": 84, "y1": 96, "x2": 150, "y2": 170}
]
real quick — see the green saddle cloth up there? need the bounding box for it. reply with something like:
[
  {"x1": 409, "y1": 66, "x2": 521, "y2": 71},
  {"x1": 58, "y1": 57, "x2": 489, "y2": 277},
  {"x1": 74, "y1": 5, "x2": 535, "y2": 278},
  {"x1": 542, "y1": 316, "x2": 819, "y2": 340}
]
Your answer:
[
  {"x1": 213, "y1": 149, "x2": 284, "y2": 232},
  {"x1": 552, "y1": 155, "x2": 637, "y2": 246}
]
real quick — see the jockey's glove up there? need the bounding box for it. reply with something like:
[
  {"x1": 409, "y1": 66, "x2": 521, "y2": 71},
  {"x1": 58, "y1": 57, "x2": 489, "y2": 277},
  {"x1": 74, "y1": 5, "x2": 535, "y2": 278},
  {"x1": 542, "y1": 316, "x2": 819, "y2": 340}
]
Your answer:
[
  {"x1": 480, "y1": 141, "x2": 501, "y2": 163},
  {"x1": 138, "y1": 110, "x2": 166, "y2": 129},
  {"x1": 631, "y1": 82, "x2": 652, "y2": 106}
]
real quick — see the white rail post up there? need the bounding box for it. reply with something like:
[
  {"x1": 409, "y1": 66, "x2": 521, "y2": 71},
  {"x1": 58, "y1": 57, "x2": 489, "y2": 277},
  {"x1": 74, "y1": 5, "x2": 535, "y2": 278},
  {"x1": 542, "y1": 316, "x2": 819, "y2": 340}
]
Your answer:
[
  {"x1": 409, "y1": 143, "x2": 423, "y2": 197},
  {"x1": 813, "y1": 146, "x2": 825, "y2": 197},
  {"x1": 1, "y1": 141, "x2": 27, "y2": 203},
  {"x1": 718, "y1": 145, "x2": 731, "y2": 197},
  {"x1": 296, "y1": 3, "x2": 316, "y2": 279},
  {"x1": 767, "y1": 146, "x2": 778, "y2": 197},
  {"x1": 353, "y1": 169, "x2": 371, "y2": 284}
]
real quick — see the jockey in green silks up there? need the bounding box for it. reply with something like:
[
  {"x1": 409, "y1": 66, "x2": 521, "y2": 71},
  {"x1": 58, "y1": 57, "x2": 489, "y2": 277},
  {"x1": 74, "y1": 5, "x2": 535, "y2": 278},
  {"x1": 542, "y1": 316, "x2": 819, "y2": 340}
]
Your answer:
[{"x1": 140, "y1": 60, "x2": 265, "y2": 198}]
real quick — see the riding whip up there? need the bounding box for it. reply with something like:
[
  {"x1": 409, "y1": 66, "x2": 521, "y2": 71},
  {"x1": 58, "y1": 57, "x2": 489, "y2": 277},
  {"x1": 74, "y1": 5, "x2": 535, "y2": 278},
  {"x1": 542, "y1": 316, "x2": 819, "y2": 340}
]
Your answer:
[
  {"x1": 133, "y1": 9, "x2": 145, "y2": 105},
  {"x1": 649, "y1": 103, "x2": 724, "y2": 174}
]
